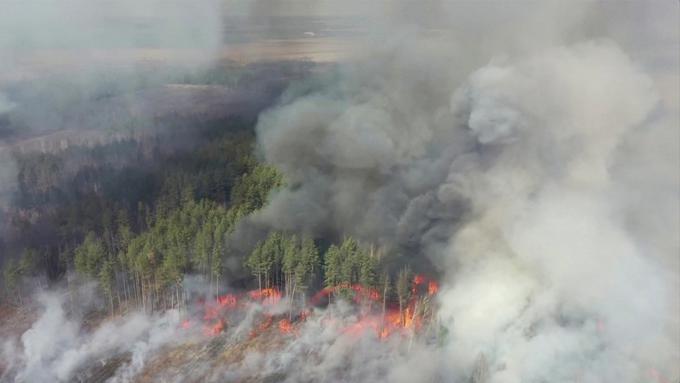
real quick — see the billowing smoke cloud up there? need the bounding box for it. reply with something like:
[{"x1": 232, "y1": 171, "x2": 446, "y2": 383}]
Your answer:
[{"x1": 251, "y1": 2, "x2": 679, "y2": 382}]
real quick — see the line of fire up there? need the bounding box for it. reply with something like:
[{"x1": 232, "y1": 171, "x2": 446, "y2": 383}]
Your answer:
[{"x1": 181, "y1": 273, "x2": 441, "y2": 342}]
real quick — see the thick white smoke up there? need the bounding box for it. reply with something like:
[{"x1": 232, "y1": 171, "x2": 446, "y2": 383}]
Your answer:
[
  {"x1": 436, "y1": 42, "x2": 677, "y2": 381},
  {"x1": 250, "y1": 4, "x2": 679, "y2": 382},
  {"x1": 0, "y1": 287, "x2": 184, "y2": 382}
]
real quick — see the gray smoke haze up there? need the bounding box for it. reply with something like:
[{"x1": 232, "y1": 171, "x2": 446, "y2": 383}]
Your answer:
[
  {"x1": 0, "y1": 0, "x2": 223, "y2": 129},
  {"x1": 250, "y1": 1, "x2": 679, "y2": 382},
  {"x1": 0, "y1": 0, "x2": 223, "y2": 207}
]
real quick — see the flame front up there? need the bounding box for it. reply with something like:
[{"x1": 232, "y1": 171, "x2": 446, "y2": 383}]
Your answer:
[{"x1": 184, "y1": 275, "x2": 439, "y2": 342}]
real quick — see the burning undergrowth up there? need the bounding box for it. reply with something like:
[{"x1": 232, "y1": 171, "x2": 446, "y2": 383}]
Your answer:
[
  {"x1": 185, "y1": 273, "x2": 439, "y2": 341},
  {"x1": 1, "y1": 276, "x2": 443, "y2": 383},
  {"x1": 137, "y1": 277, "x2": 444, "y2": 383}
]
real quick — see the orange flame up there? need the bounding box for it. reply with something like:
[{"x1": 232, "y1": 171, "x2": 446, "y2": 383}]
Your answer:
[
  {"x1": 249, "y1": 288, "x2": 282, "y2": 305},
  {"x1": 404, "y1": 306, "x2": 414, "y2": 328},
  {"x1": 190, "y1": 275, "x2": 440, "y2": 342},
  {"x1": 203, "y1": 306, "x2": 219, "y2": 321},
  {"x1": 310, "y1": 283, "x2": 383, "y2": 305},
  {"x1": 217, "y1": 294, "x2": 238, "y2": 308},
  {"x1": 204, "y1": 319, "x2": 225, "y2": 336},
  {"x1": 278, "y1": 318, "x2": 295, "y2": 334},
  {"x1": 342, "y1": 316, "x2": 381, "y2": 337},
  {"x1": 428, "y1": 280, "x2": 439, "y2": 295},
  {"x1": 249, "y1": 315, "x2": 274, "y2": 339}
]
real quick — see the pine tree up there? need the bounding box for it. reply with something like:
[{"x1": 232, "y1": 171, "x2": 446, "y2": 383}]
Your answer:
[
  {"x1": 323, "y1": 244, "x2": 342, "y2": 304},
  {"x1": 193, "y1": 225, "x2": 212, "y2": 276},
  {"x1": 266, "y1": 232, "x2": 284, "y2": 289},
  {"x1": 296, "y1": 237, "x2": 320, "y2": 295},
  {"x1": 282, "y1": 234, "x2": 299, "y2": 300},
  {"x1": 245, "y1": 241, "x2": 264, "y2": 290},
  {"x1": 358, "y1": 251, "x2": 377, "y2": 289},
  {"x1": 211, "y1": 225, "x2": 224, "y2": 298},
  {"x1": 324, "y1": 245, "x2": 342, "y2": 288},
  {"x1": 99, "y1": 259, "x2": 115, "y2": 314},
  {"x1": 339, "y1": 237, "x2": 359, "y2": 285},
  {"x1": 381, "y1": 272, "x2": 390, "y2": 335},
  {"x1": 74, "y1": 232, "x2": 106, "y2": 278},
  {"x1": 116, "y1": 209, "x2": 132, "y2": 255}
]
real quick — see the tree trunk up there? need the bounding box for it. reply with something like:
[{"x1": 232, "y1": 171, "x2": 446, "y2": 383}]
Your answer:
[
  {"x1": 109, "y1": 294, "x2": 114, "y2": 316},
  {"x1": 381, "y1": 281, "x2": 387, "y2": 335},
  {"x1": 399, "y1": 300, "x2": 405, "y2": 327},
  {"x1": 141, "y1": 277, "x2": 147, "y2": 313},
  {"x1": 289, "y1": 281, "x2": 297, "y2": 320}
]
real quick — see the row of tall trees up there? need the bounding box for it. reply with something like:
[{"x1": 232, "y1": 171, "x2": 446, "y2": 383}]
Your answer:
[
  {"x1": 244, "y1": 234, "x2": 385, "y2": 307},
  {"x1": 63, "y1": 163, "x2": 282, "y2": 314},
  {"x1": 245, "y1": 232, "x2": 321, "y2": 304},
  {"x1": 324, "y1": 237, "x2": 379, "y2": 298}
]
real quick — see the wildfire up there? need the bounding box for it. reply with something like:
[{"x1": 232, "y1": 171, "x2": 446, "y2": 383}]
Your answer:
[
  {"x1": 310, "y1": 283, "x2": 382, "y2": 305},
  {"x1": 203, "y1": 306, "x2": 220, "y2": 321},
  {"x1": 250, "y1": 315, "x2": 274, "y2": 339},
  {"x1": 185, "y1": 275, "x2": 439, "y2": 342},
  {"x1": 379, "y1": 327, "x2": 390, "y2": 340},
  {"x1": 332, "y1": 275, "x2": 437, "y2": 340},
  {"x1": 342, "y1": 316, "x2": 381, "y2": 337},
  {"x1": 344, "y1": 304, "x2": 423, "y2": 341},
  {"x1": 205, "y1": 319, "x2": 225, "y2": 336},
  {"x1": 404, "y1": 306, "x2": 414, "y2": 328},
  {"x1": 217, "y1": 294, "x2": 238, "y2": 308},
  {"x1": 428, "y1": 280, "x2": 439, "y2": 295},
  {"x1": 278, "y1": 318, "x2": 295, "y2": 334},
  {"x1": 249, "y1": 288, "x2": 282, "y2": 305}
]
